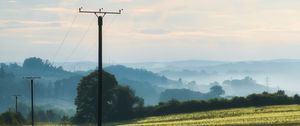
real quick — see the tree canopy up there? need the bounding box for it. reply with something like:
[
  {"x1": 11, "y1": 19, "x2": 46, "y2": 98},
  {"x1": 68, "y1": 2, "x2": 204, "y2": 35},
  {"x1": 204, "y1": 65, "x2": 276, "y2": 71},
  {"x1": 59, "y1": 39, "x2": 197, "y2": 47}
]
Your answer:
[{"x1": 73, "y1": 70, "x2": 143, "y2": 123}]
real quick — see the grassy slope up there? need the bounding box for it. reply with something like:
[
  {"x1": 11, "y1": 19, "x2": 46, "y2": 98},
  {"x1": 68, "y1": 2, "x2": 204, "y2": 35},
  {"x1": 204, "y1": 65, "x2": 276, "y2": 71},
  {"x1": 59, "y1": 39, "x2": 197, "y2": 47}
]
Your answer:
[{"x1": 105, "y1": 104, "x2": 300, "y2": 126}]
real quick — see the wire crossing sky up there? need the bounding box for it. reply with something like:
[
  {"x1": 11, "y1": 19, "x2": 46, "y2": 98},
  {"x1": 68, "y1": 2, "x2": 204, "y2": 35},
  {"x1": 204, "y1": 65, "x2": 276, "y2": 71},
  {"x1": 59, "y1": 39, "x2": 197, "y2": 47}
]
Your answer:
[{"x1": 1, "y1": 0, "x2": 300, "y2": 63}]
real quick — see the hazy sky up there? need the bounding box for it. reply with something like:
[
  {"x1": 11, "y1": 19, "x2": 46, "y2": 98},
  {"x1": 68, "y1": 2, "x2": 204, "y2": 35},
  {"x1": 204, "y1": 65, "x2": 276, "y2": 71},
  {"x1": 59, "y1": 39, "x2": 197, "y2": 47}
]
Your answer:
[{"x1": 1, "y1": 0, "x2": 300, "y2": 63}]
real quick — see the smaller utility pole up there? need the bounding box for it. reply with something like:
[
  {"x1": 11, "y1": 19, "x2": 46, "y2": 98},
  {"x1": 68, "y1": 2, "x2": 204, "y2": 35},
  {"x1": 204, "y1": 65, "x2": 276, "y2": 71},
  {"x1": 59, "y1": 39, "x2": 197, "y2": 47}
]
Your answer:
[
  {"x1": 23, "y1": 76, "x2": 40, "y2": 126},
  {"x1": 12, "y1": 95, "x2": 21, "y2": 113}
]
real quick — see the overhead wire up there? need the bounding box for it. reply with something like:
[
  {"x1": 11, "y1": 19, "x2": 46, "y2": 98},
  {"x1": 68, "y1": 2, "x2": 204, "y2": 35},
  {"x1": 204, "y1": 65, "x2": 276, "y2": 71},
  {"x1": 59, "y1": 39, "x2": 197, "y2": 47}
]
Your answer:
[
  {"x1": 52, "y1": 13, "x2": 79, "y2": 64},
  {"x1": 40, "y1": 8, "x2": 121, "y2": 73},
  {"x1": 59, "y1": 15, "x2": 95, "y2": 69},
  {"x1": 103, "y1": 15, "x2": 119, "y2": 65},
  {"x1": 40, "y1": 12, "x2": 79, "y2": 76},
  {"x1": 78, "y1": 15, "x2": 119, "y2": 67}
]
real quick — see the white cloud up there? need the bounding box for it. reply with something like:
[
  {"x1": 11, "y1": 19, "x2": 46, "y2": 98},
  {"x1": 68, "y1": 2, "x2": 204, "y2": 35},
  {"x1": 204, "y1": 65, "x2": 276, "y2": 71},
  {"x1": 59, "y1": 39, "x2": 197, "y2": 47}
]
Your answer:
[
  {"x1": 7, "y1": 0, "x2": 16, "y2": 3},
  {"x1": 31, "y1": 41, "x2": 58, "y2": 45},
  {"x1": 32, "y1": 7, "x2": 74, "y2": 14},
  {"x1": 3, "y1": 0, "x2": 300, "y2": 62},
  {"x1": 0, "y1": 19, "x2": 64, "y2": 31},
  {"x1": 110, "y1": 0, "x2": 133, "y2": 3}
]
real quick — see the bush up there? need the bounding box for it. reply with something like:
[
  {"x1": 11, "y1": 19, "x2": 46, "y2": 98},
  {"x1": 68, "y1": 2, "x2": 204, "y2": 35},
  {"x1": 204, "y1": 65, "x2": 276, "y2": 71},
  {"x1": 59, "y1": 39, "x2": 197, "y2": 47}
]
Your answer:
[{"x1": 0, "y1": 112, "x2": 26, "y2": 126}]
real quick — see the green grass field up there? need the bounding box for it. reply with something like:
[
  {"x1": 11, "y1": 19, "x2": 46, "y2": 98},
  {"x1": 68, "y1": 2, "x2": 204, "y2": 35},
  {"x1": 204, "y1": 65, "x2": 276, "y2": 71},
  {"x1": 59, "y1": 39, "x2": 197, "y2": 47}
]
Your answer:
[{"x1": 104, "y1": 104, "x2": 300, "y2": 126}]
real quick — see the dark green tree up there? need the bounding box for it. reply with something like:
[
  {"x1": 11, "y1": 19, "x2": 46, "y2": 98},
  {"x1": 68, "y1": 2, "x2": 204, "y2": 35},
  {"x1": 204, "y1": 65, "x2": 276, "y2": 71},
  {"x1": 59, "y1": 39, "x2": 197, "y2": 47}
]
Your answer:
[
  {"x1": 208, "y1": 85, "x2": 225, "y2": 97},
  {"x1": 73, "y1": 70, "x2": 143, "y2": 123},
  {"x1": 23, "y1": 57, "x2": 46, "y2": 69},
  {"x1": 113, "y1": 86, "x2": 144, "y2": 120},
  {"x1": 73, "y1": 71, "x2": 98, "y2": 123},
  {"x1": 35, "y1": 110, "x2": 48, "y2": 122},
  {"x1": 102, "y1": 70, "x2": 118, "y2": 121}
]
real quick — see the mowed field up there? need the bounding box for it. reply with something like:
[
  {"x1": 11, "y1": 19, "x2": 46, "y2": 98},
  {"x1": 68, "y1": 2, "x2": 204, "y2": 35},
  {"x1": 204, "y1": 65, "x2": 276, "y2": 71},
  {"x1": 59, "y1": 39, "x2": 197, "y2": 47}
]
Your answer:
[
  {"x1": 105, "y1": 104, "x2": 300, "y2": 126},
  {"x1": 23, "y1": 123, "x2": 97, "y2": 126}
]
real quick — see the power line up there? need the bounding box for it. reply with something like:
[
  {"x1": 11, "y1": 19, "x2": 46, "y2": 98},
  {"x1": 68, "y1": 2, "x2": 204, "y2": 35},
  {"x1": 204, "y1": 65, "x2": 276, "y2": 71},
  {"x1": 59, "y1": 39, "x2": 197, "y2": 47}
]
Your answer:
[
  {"x1": 103, "y1": 14, "x2": 118, "y2": 32},
  {"x1": 52, "y1": 13, "x2": 79, "y2": 62},
  {"x1": 40, "y1": 12, "x2": 79, "y2": 76},
  {"x1": 76, "y1": 42, "x2": 97, "y2": 66},
  {"x1": 77, "y1": 15, "x2": 118, "y2": 64},
  {"x1": 59, "y1": 15, "x2": 95, "y2": 68}
]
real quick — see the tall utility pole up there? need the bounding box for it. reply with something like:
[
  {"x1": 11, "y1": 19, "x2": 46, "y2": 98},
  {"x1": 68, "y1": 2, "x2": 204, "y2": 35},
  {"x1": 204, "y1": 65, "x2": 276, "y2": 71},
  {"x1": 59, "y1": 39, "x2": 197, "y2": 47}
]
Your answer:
[
  {"x1": 23, "y1": 76, "x2": 40, "y2": 126},
  {"x1": 79, "y1": 7, "x2": 122, "y2": 125},
  {"x1": 12, "y1": 95, "x2": 21, "y2": 113}
]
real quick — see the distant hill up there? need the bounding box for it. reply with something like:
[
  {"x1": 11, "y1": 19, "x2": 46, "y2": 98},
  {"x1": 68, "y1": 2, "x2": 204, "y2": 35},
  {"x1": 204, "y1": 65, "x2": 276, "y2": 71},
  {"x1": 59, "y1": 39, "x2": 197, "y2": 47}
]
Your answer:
[
  {"x1": 104, "y1": 65, "x2": 183, "y2": 105},
  {"x1": 103, "y1": 64, "x2": 283, "y2": 104},
  {"x1": 116, "y1": 59, "x2": 300, "y2": 93},
  {"x1": 104, "y1": 65, "x2": 169, "y2": 84},
  {"x1": 119, "y1": 59, "x2": 300, "y2": 75},
  {"x1": 123, "y1": 60, "x2": 226, "y2": 73},
  {"x1": 54, "y1": 61, "x2": 97, "y2": 72}
]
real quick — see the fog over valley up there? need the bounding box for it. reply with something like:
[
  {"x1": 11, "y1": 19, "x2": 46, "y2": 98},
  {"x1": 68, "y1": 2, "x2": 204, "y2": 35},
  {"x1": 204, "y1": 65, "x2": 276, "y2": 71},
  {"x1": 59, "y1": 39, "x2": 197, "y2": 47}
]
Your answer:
[{"x1": 1, "y1": 57, "x2": 299, "y2": 119}]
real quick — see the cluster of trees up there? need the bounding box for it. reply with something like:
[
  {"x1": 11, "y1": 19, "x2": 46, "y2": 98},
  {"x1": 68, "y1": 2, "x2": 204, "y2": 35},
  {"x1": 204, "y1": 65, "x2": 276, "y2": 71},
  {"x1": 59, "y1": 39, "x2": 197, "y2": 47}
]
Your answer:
[
  {"x1": 32, "y1": 109, "x2": 68, "y2": 122},
  {"x1": 107, "y1": 90, "x2": 299, "y2": 121},
  {"x1": 0, "y1": 103, "x2": 72, "y2": 125},
  {"x1": 0, "y1": 57, "x2": 84, "y2": 112},
  {"x1": 17, "y1": 103, "x2": 71, "y2": 123},
  {"x1": 159, "y1": 85, "x2": 225, "y2": 102},
  {"x1": 1, "y1": 57, "x2": 73, "y2": 78},
  {"x1": 73, "y1": 71, "x2": 143, "y2": 123},
  {"x1": 0, "y1": 112, "x2": 25, "y2": 126},
  {"x1": 21, "y1": 57, "x2": 75, "y2": 78},
  {"x1": 222, "y1": 76, "x2": 270, "y2": 96}
]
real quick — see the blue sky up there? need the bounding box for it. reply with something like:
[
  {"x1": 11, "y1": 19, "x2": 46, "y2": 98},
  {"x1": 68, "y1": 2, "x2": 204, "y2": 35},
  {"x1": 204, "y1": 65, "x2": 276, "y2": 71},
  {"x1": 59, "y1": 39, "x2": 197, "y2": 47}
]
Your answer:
[{"x1": 1, "y1": 0, "x2": 300, "y2": 63}]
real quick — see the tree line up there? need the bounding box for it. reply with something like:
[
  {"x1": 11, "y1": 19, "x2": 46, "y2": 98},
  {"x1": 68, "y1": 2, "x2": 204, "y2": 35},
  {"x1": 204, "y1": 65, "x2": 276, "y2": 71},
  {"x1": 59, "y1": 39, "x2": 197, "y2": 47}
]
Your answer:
[
  {"x1": 159, "y1": 85, "x2": 225, "y2": 102},
  {"x1": 141, "y1": 90, "x2": 300, "y2": 117},
  {"x1": 108, "y1": 90, "x2": 300, "y2": 122}
]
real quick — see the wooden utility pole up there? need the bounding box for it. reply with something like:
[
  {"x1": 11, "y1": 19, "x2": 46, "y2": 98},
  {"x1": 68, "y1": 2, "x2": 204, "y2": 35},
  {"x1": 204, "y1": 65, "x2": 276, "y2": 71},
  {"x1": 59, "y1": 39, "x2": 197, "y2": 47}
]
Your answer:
[
  {"x1": 79, "y1": 7, "x2": 122, "y2": 125},
  {"x1": 23, "y1": 76, "x2": 40, "y2": 126},
  {"x1": 12, "y1": 95, "x2": 21, "y2": 113}
]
